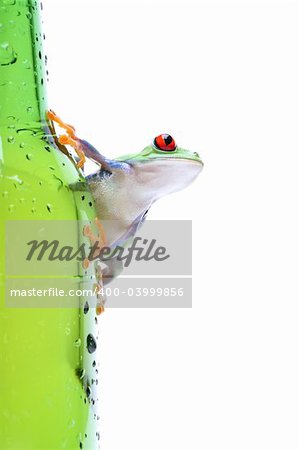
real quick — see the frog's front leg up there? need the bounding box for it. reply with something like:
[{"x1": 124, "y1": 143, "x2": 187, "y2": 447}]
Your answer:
[
  {"x1": 47, "y1": 110, "x2": 122, "y2": 172},
  {"x1": 47, "y1": 110, "x2": 87, "y2": 169}
]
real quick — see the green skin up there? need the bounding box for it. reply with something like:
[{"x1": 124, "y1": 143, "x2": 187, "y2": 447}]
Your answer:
[
  {"x1": 116, "y1": 142, "x2": 203, "y2": 163},
  {"x1": 69, "y1": 137, "x2": 204, "y2": 281}
]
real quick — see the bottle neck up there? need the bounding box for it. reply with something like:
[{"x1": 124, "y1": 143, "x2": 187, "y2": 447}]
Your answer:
[{"x1": 0, "y1": 0, "x2": 47, "y2": 128}]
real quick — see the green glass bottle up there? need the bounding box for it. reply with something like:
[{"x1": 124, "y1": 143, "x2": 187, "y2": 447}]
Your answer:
[{"x1": 0, "y1": 1, "x2": 99, "y2": 448}]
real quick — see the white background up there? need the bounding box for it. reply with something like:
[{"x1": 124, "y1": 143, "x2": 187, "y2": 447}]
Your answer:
[{"x1": 44, "y1": 1, "x2": 298, "y2": 449}]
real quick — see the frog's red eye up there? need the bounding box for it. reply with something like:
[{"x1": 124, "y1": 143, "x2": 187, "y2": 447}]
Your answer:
[{"x1": 154, "y1": 134, "x2": 176, "y2": 151}]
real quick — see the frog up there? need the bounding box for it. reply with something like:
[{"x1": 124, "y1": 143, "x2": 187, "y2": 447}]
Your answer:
[{"x1": 47, "y1": 110, "x2": 204, "y2": 284}]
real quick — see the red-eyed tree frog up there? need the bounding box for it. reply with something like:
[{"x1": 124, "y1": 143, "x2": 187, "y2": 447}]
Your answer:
[{"x1": 47, "y1": 110, "x2": 204, "y2": 282}]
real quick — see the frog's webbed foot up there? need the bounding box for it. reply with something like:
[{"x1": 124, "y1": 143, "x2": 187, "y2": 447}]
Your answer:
[
  {"x1": 46, "y1": 111, "x2": 74, "y2": 164},
  {"x1": 58, "y1": 134, "x2": 86, "y2": 169},
  {"x1": 46, "y1": 109, "x2": 124, "y2": 173},
  {"x1": 47, "y1": 110, "x2": 76, "y2": 138},
  {"x1": 47, "y1": 110, "x2": 86, "y2": 169}
]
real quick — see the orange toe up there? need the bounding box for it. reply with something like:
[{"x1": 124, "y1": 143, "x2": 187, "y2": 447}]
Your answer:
[
  {"x1": 58, "y1": 134, "x2": 70, "y2": 145},
  {"x1": 47, "y1": 110, "x2": 56, "y2": 121},
  {"x1": 96, "y1": 304, "x2": 105, "y2": 315}
]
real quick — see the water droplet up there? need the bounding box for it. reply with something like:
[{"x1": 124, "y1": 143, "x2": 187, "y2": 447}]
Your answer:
[
  {"x1": 26, "y1": 153, "x2": 32, "y2": 160},
  {"x1": 53, "y1": 175, "x2": 63, "y2": 191},
  {"x1": 0, "y1": 41, "x2": 17, "y2": 65},
  {"x1": 74, "y1": 338, "x2": 81, "y2": 348},
  {"x1": 22, "y1": 59, "x2": 31, "y2": 69},
  {"x1": 87, "y1": 334, "x2": 97, "y2": 354},
  {"x1": 32, "y1": 197, "x2": 36, "y2": 203},
  {"x1": 8, "y1": 175, "x2": 23, "y2": 185},
  {"x1": 26, "y1": 12, "x2": 32, "y2": 20},
  {"x1": 92, "y1": 360, "x2": 96, "y2": 368},
  {"x1": 8, "y1": 204, "x2": 14, "y2": 212},
  {"x1": 86, "y1": 386, "x2": 91, "y2": 398},
  {"x1": 68, "y1": 418, "x2": 76, "y2": 429},
  {"x1": 7, "y1": 136, "x2": 14, "y2": 144},
  {"x1": 46, "y1": 203, "x2": 53, "y2": 213},
  {"x1": 17, "y1": 128, "x2": 36, "y2": 137},
  {"x1": 2, "y1": 191, "x2": 8, "y2": 198},
  {"x1": 3, "y1": 0, "x2": 16, "y2": 5},
  {"x1": 31, "y1": 207, "x2": 36, "y2": 213},
  {"x1": 19, "y1": 142, "x2": 25, "y2": 148},
  {"x1": 27, "y1": 106, "x2": 32, "y2": 113},
  {"x1": 84, "y1": 301, "x2": 89, "y2": 314}
]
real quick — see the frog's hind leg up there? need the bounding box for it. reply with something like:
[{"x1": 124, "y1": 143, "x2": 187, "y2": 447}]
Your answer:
[{"x1": 101, "y1": 257, "x2": 123, "y2": 285}]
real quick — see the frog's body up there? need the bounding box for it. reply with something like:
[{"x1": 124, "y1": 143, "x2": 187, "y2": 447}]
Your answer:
[
  {"x1": 85, "y1": 142, "x2": 203, "y2": 247},
  {"x1": 47, "y1": 111, "x2": 203, "y2": 281}
]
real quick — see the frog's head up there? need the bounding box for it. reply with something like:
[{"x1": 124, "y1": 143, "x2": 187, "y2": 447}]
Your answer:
[{"x1": 115, "y1": 134, "x2": 203, "y2": 199}]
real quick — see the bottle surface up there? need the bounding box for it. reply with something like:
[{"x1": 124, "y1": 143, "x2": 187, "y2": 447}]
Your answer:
[{"x1": 0, "y1": 1, "x2": 100, "y2": 448}]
